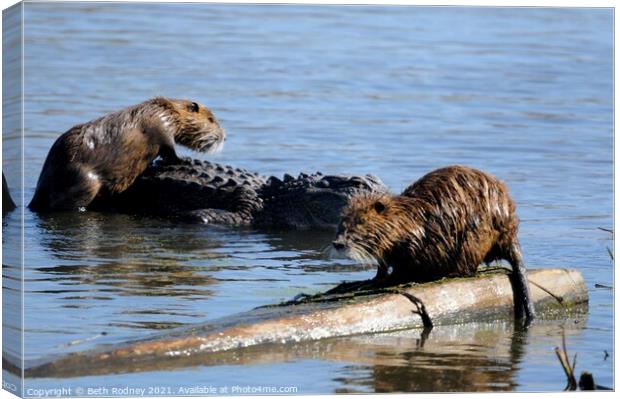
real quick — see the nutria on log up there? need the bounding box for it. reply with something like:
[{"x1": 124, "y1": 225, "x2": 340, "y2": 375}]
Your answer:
[
  {"x1": 332, "y1": 165, "x2": 536, "y2": 323},
  {"x1": 29, "y1": 97, "x2": 225, "y2": 211}
]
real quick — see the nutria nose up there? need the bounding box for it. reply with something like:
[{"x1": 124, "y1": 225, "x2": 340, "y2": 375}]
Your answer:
[{"x1": 332, "y1": 241, "x2": 345, "y2": 250}]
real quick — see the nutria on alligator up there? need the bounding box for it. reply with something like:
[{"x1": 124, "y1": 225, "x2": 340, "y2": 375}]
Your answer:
[
  {"x1": 331, "y1": 165, "x2": 536, "y2": 323},
  {"x1": 29, "y1": 97, "x2": 225, "y2": 211}
]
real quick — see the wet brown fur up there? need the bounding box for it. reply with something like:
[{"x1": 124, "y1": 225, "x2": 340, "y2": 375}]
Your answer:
[
  {"x1": 29, "y1": 97, "x2": 225, "y2": 211},
  {"x1": 333, "y1": 165, "x2": 535, "y2": 321},
  {"x1": 335, "y1": 166, "x2": 521, "y2": 281}
]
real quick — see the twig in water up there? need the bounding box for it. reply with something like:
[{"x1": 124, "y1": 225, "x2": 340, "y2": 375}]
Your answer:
[
  {"x1": 553, "y1": 330, "x2": 611, "y2": 390},
  {"x1": 554, "y1": 330, "x2": 577, "y2": 390}
]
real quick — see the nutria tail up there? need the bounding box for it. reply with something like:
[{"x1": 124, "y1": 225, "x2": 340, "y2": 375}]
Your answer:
[{"x1": 504, "y1": 241, "x2": 536, "y2": 324}]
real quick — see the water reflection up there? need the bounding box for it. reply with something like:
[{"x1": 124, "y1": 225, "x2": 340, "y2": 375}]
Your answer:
[
  {"x1": 355, "y1": 326, "x2": 527, "y2": 392},
  {"x1": 260, "y1": 229, "x2": 376, "y2": 274},
  {"x1": 33, "y1": 212, "x2": 225, "y2": 260},
  {"x1": 20, "y1": 211, "x2": 367, "y2": 354},
  {"x1": 23, "y1": 317, "x2": 586, "y2": 393},
  {"x1": 320, "y1": 320, "x2": 584, "y2": 393},
  {"x1": 30, "y1": 212, "x2": 227, "y2": 301}
]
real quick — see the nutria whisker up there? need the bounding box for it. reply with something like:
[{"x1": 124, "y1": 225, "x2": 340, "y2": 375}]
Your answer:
[{"x1": 347, "y1": 243, "x2": 378, "y2": 266}]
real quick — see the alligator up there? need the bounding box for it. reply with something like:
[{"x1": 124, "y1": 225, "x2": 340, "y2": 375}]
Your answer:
[{"x1": 94, "y1": 158, "x2": 387, "y2": 229}]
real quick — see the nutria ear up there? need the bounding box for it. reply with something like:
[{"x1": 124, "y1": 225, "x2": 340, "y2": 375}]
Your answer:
[
  {"x1": 151, "y1": 97, "x2": 176, "y2": 113},
  {"x1": 374, "y1": 201, "x2": 385, "y2": 214}
]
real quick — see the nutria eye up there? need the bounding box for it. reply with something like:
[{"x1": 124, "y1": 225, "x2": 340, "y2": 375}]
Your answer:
[
  {"x1": 208, "y1": 117, "x2": 215, "y2": 123},
  {"x1": 189, "y1": 102, "x2": 199, "y2": 113},
  {"x1": 374, "y1": 201, "x2": 385, "y2": 214}
]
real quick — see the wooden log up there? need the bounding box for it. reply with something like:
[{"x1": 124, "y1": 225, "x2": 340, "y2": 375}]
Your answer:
[{"x1": 23, "y1": 268, "x2": 587, "y2": 378}]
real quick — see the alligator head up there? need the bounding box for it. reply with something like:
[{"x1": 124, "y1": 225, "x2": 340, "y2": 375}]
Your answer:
[{"x1": 255, "y1": 172, "x2": 388, "y2": 229}]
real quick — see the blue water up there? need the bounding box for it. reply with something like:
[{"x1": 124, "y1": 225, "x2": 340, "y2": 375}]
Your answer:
[{"x1": 2, "y1": 3, "x2": 613, "y2": 393}]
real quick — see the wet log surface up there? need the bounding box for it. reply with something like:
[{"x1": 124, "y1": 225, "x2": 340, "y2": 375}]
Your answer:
[{"x1": 20, "y1": 268, "x2": 588, "y2": 378}]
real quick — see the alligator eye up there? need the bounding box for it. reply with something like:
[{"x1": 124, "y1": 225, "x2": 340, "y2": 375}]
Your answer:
[{"x1": 188, "y1": 102, "x2": 200, "y2": 113}]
